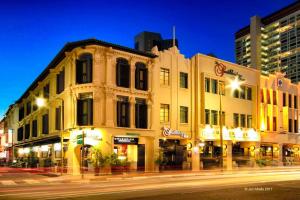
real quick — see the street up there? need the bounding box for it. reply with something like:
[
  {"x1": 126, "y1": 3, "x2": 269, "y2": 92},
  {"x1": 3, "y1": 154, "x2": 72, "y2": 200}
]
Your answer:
[{"x1": 0, "y1": 168, "x2": 300, "y2": 200}]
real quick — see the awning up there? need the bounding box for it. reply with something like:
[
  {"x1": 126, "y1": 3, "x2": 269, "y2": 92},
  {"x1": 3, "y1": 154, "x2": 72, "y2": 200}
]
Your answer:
[{"x1": 14, "y1": 135, "x2": 61, "y2": 147}]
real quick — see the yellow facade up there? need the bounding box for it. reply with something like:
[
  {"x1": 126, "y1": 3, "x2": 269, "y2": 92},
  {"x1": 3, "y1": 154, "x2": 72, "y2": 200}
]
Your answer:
[{"x1": 2, "y1": 39, "x2": 300, "y2": 173}]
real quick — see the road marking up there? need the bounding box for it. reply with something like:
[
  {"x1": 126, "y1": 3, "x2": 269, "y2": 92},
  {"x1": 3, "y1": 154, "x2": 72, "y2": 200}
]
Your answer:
[
  {"x1": 24, "y1": 179, "x2": 40, "y2": 184},
  {"x1": 1, "y1": 180, "x2": 17, "y2": 185}
]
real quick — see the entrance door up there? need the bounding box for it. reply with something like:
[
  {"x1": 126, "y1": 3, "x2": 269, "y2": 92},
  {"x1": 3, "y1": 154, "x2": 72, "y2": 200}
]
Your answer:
[{"x1": 137, "y1": 144, "x2": 145, "y2": 171}]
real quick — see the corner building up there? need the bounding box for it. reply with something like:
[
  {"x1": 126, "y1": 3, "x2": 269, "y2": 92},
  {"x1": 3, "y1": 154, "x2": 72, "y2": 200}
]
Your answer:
[{"x1": 2, "y1": 38, "x2": 300, "y2": 174}]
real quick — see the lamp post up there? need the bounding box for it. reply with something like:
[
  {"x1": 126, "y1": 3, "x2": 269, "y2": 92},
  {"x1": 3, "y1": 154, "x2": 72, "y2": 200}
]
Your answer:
[{"x1": 219, "y1": 76, "x2": 242, "y2": 170}]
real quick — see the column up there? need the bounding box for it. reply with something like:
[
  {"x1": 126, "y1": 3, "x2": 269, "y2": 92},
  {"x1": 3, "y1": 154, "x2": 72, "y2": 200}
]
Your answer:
[
  {"x1": 192, "y1": 141, "x2": 200, "y2": 171},
  {"x1": 254, "y1": 142, "x2": 260, "y2": 168},
  {"x1": 105, "y1": 51, "x2": 114, "y2": 86},
  {"x1": 147, "y1": 100, "x2": 152, "y2": 129},
  {"x1": 225, "y1": 141, "x2": 233, "y2": 170},
  {"x1": 153, "y1": 137, "x2": 160, "y2": 172},
  {"x1": 105, "y1": 90, "x2": 115, "y2": 127},
  {"x1": 278, "y1": 144, "x2": 283, "y2": 166}
]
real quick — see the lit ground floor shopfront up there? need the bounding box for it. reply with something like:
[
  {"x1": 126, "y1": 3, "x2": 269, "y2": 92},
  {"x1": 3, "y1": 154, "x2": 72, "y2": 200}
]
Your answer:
[{"x1": 65, "y1": 128, "x2": 156, "y2": 175}]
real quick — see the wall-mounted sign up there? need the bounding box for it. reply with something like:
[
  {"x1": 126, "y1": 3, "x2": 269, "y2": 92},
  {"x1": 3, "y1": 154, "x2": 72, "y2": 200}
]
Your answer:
[
  {"x1": 114, "y1": 137, "x2": 139, "y2": 145},
  {"x1": 162, "y1": 127, "x2": 188, "y2": 138},
  {"x1": 215, "y1": 61, "x2": 244, "y2": 80}
]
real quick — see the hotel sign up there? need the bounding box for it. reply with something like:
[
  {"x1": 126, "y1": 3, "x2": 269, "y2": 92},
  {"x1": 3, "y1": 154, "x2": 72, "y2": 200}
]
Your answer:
[
  {"x1": 162, "y1": 127, "x2": 188, "y2": 138},
  {"x1": 215, "y1": 61, "x2": 244, "y2": 80},
  {"x1": 114, "y1": 137, "x2": 139, "y2": 145}
]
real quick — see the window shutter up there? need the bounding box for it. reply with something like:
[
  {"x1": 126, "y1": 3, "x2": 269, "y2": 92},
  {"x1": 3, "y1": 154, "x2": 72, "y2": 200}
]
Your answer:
[
  {"x1": 77, "y1": 100, "x2": 83, "y2": 125},
  {"x1": 76, "y1": 60, "x2": 83, "y2": 84},
  {"x1": 87, "y1": 99, "x2": 93, "y2": 125},
  {"x1": 87, "y1": 58, "x2": 93, "y2": 83},
  {"x1": 125, "y1": 102, "x2": 130, "y2": 127},
  {"x1": 135, "y1": 68, "x2": 139, "y2": 89},
  {"x1": 144, "y1": 69, "x2": 148, "y2": 91},
  {"x1": 117, "y1": 101, "x2": 121, "y2": 126},
  {"x1": 135, "y1": 104, "x2": 140, "y2": 128},
  {"x1": 123, "y1": 64, "x2": 130, "y2": 88},
  {"x1": 141, "y1": 104, "x2": 147, "y2": 128}
]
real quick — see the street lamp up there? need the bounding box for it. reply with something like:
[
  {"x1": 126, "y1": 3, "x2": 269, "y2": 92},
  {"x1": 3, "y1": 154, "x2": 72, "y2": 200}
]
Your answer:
[
  {"x1": 219, "y1": 76, "x2": 242, "y2": 170},
  {"x1": 36, "y1": 97, "x2": 64, "y2": 176}
]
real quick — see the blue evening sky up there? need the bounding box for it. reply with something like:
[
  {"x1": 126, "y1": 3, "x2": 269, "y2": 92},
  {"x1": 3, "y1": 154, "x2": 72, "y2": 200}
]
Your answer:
[{"x1": 0, "y1": 0, "x2": 295, "y2": 117}]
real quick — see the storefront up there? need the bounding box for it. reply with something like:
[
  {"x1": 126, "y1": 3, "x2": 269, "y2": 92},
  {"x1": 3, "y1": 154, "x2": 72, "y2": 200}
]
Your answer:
[
  {"x1": 113, "y1": 136, "x2": 145, "y2": 172},
  {"x1": 283, "y1": 144, "x2": 300, "y2": 165}
]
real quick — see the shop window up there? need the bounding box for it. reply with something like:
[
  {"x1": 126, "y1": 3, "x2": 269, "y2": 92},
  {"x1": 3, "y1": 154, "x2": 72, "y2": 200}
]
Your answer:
[
  {"x1": 211, "y1": 79, "x2": 218, "y2": 94},
  {"x1": 135, "y1": 62, "x2": 148, "y2": 91},
  {"x1": 116, "y1": 58, "x2": 130, "y2": 88},
  {"x1": 273, "y1": 91, "x2": 277, "y2": 105},
  {"x1": 180, "y1": 106, "x2": 188, "y2": 123},
  {"x1": 55, "y1": 106, "x2": 62, "y2": 130},
  {"x1": 77, "y1": 93, "x2": 93, "y2": 126},
  {"x1": 294, "y1": 95, "x2": 298, "y2": 109},
  {"x1": 240, "y1": 86, "x2": 246, "y2": 99},
  {"x1": 26, "y1": 101, "x2": 31, "y2": 115},
  {"x1": 117, "y1": 96, "x2": 130, "y2": 127},
  {"x1": 160, "y1": 104, "x2": 169, "y2": 123},
  {"x1": 273, "y1": 117, "x2": 277, "y2": 131},
  {"x1": 240, "y1": 114, "x2": 246, "y2": 127},
  {"x1": 246, "y1": 87, "x2": 252, "y2": 100},
  {"x1": 205, "y1": 78, "x2": 210, "y2": 92},
  {"x1": 135, "y1": 98, "x2": 147, "y2": 129},
  {"x1": 283, "y1": 93, "x2": 286, "y2": 106},
  {"x1": 289, "y1": 119, "x2": 293, "y2": 132},
  {"x1": 42, "y1": 112, "x2": 49, "y2": 134},
  {"x1": 76, "y1": 53, "x2": 93, "y2": 84},
  {"x1": 294, "y1": 119, "x2": 298, "y2": 133},
  {"x1": 19, "y1": 106, "x2": 24, "y2": 121},
  {"x1": 25, "y1": 123, "x2": 30, "y2": 139},
  {"x1": 43, "y1": 83, "x2": 50, "y2": 98},
  {"x1": 233, "y1": 113, "x2": 239, "y2": 128},
  {"x1": 247, "y1": 115, "x2": 252, "y2": 128},
  {"x1": 56, "y1": 68, "x2": 65, "y2": 94},
  {"x1": 17, "y1": 127, "x2": 23, "y2": 141},
  {"x1": 32, "y1": 120, "x2": 38, "y2": 137},
  {"x1": 211, "y1": 110, "x2": 218, "y2": 125},
  {"x1": 180, "y1": 72, "x2": 188, "y2": 89},
  {"x1": 205, "y1": 109, "x2": 210, "y2": 124},
  {"x1": 288, "y1": 94, "x2": 292, "y2": 108},
  {"x1": 160, "y1": 68, "x2": 169, "y2": 86}
]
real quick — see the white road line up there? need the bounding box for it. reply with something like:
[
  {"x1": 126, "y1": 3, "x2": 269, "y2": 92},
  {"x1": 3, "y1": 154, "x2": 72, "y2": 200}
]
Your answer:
[{"x1": 1, "y1": 180, "x2": 17, "y2": 185}]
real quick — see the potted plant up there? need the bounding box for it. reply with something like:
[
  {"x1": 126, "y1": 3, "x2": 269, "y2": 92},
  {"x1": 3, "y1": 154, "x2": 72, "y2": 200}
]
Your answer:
[{"x1": 91, "y1": 146, "x2": 109, "y2": 176}]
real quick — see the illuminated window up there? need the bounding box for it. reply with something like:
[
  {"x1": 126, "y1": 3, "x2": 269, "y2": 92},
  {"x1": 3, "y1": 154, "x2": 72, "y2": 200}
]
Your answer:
[
  {"x1": 180, "y1": 72, "x2": 188, "y2": 88},
  {"x1": 211, "y1": 79, "x2": 218, "y2": 94},
  {"x1": 205, "y1": 78, "x2": 210, "y2": 92},
  {"x1": 160, "y1": 68, "x2": 169, "y2": 85},
  {"x1": 160, "y1": 104, "x2": 169, "y2": 123},
  {"x1": 240, "y1": 86, "x2": 246, "y2": 99},
  {"x1": 180, "y1": 106, "x2": 188, "y2": 123},
  {"x1": 205, "y1": 109, "x2": 210, "y2": 124},
  {"x1": 211, "y1": 110, "x2": 218, "y2": 125},
  {"x1": 219, "y1": 81, "x2": 225, "y2": 96},
  {"x1": 247, "y1": 115, "x2": 252, "y2": 128},
  {"x1": 233, "y1": 113, "x2": 239, "y2": 128},
  {"x1": 240, "y1": 114, "x2": 246, "y2": 127}
]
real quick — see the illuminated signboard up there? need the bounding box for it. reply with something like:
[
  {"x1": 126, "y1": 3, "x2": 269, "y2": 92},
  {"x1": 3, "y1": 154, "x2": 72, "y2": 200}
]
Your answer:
[
  {"x1": 162, "y1": 127, "x2": 188, "y2": 138},
  {"x1": 114, "y1": 137, "x2": 139, "y2": 145}
]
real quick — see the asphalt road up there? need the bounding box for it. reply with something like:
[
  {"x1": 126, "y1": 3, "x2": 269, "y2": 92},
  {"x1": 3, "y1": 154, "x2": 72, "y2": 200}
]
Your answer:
[{"x1": 0, "y1": 169, "x2": 300, "y2": 200}]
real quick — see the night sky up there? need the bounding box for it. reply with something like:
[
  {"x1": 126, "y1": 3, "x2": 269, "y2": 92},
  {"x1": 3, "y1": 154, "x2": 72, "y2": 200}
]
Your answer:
[{"x1": 0, "y1": 0, "x2": 296, "y2": 117}]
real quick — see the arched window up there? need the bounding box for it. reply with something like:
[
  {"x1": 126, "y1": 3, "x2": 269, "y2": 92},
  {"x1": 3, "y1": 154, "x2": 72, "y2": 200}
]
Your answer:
[
  {"x1": 135, "y1": 62, "x2": 148, "y2": 91},
  {"x1": 76, "y1": 53, "x2": 93, "y2": 84},
  {"x1": 116, "y1": 58, "x2": 130, "y2": 88}
]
